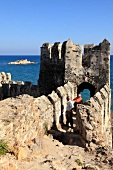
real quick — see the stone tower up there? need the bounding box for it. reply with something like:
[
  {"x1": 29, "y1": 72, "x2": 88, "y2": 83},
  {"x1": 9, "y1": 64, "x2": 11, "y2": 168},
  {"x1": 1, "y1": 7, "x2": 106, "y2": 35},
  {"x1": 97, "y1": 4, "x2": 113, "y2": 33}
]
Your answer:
[
  {"x1": 38, "y1": 38, "x2": 112, "y2": 147},
  {"x1": 38, "y1": 39, "x2": 110, "y2": 98}
]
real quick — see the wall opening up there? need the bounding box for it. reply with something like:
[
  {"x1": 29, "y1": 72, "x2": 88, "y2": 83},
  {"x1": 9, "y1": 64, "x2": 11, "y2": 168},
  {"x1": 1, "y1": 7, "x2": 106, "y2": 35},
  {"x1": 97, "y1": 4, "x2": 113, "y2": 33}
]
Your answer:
[
  {"x1": 77, "y1": 82, "x2": 96, "y2": 100},
  {"x1": 81, "y1": 89, "x2": 90, "y2": 102}
]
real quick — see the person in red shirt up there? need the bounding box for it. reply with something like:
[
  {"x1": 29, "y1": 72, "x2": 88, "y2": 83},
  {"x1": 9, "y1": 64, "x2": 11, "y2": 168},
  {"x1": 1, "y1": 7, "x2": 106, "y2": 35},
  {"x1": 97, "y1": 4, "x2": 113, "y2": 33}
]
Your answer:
[{"x1": 73, "y1": 94, "x2": 83, "y2": 111}]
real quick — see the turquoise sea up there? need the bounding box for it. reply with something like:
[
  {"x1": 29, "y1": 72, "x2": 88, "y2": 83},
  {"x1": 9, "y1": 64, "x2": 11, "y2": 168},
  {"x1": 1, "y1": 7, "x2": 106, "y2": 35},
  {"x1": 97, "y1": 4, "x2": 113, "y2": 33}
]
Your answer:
[
  {"x1": 0, "y1": 55, "x2": 113, "y2": 111},
  {"x1": 0, "y1": 55, "x2": 40, "y2": 85}
]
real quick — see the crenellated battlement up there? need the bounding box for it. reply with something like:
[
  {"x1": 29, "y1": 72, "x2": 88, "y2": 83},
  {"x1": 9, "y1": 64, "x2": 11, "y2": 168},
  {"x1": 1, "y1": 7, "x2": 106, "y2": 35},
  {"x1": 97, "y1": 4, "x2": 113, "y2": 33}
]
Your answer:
[
  {"x1": 37, "y1": 38, "x2": 112, "y2": 147},
  {"x1": 0, "y1": 38, "x2": 112, "y2": 151},
  {"x1": 41, "y1": 39, "x2": 82, "y2": 62},
  {"x1": 38, "y1": 39, "x2": 110, "y2": 96},
  {"x1": 0, "y1": 72, "x2": 11, "y2": 86},
  {"x1": 0, "y1": 73, "x2": 40, "y2": 99},
  {"x1": 0, "y1": 81, "x2": 112, "y2": 150}
]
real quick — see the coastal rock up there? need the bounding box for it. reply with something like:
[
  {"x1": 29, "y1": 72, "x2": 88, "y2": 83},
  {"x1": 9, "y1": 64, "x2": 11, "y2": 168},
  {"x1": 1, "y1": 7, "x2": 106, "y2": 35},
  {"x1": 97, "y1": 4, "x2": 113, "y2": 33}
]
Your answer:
[{"x1": 8, "y1": 59, "x2": 37, "y2": 65}]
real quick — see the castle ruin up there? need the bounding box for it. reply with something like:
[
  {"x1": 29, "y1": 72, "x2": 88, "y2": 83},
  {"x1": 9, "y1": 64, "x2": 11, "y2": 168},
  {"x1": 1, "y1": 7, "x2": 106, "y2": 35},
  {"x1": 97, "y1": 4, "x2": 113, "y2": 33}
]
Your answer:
[
  {"x1": 38, "y1": 39, "x2": 110, "y2": 97},
  {"x1": 0, "y1": 39, "x2": 112, "y2": 152},
  {"x1": 38, "y1": 39, "x2": 112, "y2": 147}
]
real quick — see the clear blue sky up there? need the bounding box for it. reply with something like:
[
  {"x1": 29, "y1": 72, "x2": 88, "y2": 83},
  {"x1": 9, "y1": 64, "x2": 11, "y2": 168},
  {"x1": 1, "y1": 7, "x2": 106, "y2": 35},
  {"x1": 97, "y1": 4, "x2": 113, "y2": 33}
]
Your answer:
[{"x1": 0, "y1": 0, "x2": 113, "y2": 55}]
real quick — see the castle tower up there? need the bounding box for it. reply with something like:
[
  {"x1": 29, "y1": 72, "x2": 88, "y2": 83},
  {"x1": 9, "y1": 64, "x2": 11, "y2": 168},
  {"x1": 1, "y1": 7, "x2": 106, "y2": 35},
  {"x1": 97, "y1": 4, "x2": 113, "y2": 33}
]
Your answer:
[
  {"x1": 38, "y1": 39, "x2": 110, "y2": 99},
  {"x1": 38, "y1": 42, "x2": 65, "y2": 95},
  {"x1": 38, "y1": 39, "x2": 112, "y2": 148}
]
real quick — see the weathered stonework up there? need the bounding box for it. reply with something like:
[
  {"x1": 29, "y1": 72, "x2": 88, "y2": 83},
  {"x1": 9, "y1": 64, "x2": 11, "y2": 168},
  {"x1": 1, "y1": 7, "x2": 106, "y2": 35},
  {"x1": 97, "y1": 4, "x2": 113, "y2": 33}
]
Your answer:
[
  {"x1": 0, "y1": 38, "x2": 112, "y2": 152},
  {"x1": 38, "y1": 39, "x2": 110, "y2": 97},
  {"x1": 76, "y1": 84, "x2": 112, "y2": 147},
  {"x1": 0, "y1": 83, "x2": 74, "y2": 157},
  {"x1": 0, "y1": 72, "x2": 11, "y2": 86},
  {"x1": 0, "y1": 73, "x2": 40, "y2": 99},
  {"x1": 38, "y1": 39, "x2": 112, "y2": 147}
]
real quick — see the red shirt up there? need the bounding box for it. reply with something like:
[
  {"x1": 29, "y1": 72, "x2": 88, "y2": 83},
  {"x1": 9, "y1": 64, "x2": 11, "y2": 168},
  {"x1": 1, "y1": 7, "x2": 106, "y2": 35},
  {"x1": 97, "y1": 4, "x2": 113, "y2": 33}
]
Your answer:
[{"x1": 73, "y1": 96, "x2": 82, "y2": 103}]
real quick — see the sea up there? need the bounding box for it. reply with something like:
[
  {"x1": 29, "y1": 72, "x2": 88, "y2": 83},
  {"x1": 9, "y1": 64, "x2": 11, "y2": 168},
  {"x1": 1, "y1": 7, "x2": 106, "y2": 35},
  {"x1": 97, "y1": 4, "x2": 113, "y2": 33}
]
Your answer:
[{"x1": 0, "y1": 55, "x2": 113, "y2": 112}]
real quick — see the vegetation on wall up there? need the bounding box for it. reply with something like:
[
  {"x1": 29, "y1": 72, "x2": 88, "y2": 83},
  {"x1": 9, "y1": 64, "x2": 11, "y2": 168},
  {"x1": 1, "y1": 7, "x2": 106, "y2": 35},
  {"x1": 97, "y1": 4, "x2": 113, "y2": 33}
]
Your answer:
[{"x1": 0, "y1": 140, "x2": 9, "y2": 155}]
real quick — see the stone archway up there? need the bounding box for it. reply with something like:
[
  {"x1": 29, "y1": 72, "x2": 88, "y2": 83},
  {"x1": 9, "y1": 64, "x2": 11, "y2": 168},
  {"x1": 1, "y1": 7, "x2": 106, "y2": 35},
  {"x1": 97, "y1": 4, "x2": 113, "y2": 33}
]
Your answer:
[{"x1": 77, "y1": 82, "x2": 96, "y2": 98}]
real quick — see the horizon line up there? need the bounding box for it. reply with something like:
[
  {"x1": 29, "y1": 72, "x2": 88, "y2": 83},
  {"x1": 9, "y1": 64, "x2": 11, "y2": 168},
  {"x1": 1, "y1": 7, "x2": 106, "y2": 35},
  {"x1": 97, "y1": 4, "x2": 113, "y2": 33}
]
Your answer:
[
  {"x1": 0, "y1": 54, "x2": 40, "y2": 56},
  {"x1": 0, "y1": 54, "x2": 113, "y2": 56}
]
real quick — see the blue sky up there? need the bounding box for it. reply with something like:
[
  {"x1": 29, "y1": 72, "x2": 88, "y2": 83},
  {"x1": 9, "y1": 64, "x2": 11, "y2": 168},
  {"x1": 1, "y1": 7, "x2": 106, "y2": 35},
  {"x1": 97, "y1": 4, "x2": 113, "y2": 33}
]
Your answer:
[{"x1": 0, "y1": 0, "x2": 113, "y2": 55}]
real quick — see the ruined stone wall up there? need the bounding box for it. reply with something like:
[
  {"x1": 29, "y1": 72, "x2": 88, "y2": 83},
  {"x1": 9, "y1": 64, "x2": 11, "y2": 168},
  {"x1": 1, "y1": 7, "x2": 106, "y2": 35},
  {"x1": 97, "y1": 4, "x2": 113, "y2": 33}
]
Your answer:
[
  {"x1": 38, "y1": 42, "x2": 65, "y2": 95},
  {"x1": 0, "y1": 72, "x2": 11, "y2": 86},
  {"x1": 64, "y1": 39, "x2": 110, "y2": 94},
  {"x1": 0, "y1": 82, "x2": 74, "y2": 158},
  {"x1": 38, "y1": 39, "x2": 110, "y2": 96},
  {"x1": 76, "y1": 84, "x2": 112, "y2": 147},
  {"x1": 0, "y1": 80, "x2": 112, "y2": 155},
  {"x1": 82, "y1": 39, "x2": 110, "y2": 91},
  {"x1": 0, "y1": 73, "x2": 40, "y2": 99},
  {"x1": 0, "y1": 94, "x2": 53, "y2": 159},
  {"x1": 37, "y1": 39, "x2": 112, "y2": 147},
  {"x1": 64, "y1": 39, "x2": 83, "y2": 86},
  {"x1": 38, "y1": 39, "x2": 81, "y2": 95},
  {"x1": 0, "y1": 39, "x2": 112, "y2": 151}
]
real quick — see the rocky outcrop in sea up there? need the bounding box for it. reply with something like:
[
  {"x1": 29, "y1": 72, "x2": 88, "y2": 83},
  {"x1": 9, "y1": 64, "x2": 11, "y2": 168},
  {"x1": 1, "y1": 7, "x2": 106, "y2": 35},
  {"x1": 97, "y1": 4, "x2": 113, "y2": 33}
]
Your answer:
[{"x1": 8, "y1": 59, "x2": 37, "y2": 65}]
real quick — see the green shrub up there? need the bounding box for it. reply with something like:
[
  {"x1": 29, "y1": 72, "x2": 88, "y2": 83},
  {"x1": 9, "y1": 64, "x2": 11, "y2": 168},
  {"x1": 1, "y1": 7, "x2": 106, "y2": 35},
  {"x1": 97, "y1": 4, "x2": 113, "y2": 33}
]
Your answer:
[
  {"x1": 75, "y1": 159, "x2": 82, "y2": 166},
  {"x1": 0, "y1": 140, "x2": 9, "y2": 155}
]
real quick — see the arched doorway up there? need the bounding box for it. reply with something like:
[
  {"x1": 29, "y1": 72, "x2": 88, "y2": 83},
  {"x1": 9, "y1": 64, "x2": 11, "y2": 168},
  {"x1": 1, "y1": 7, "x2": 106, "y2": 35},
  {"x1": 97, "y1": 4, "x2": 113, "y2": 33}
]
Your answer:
[
  {"x1": 77, "y1": 82, "x2": 96, "y2": 101},
  {"x1": 81, "y1": 89, "x2": 90, "y2": 102}
]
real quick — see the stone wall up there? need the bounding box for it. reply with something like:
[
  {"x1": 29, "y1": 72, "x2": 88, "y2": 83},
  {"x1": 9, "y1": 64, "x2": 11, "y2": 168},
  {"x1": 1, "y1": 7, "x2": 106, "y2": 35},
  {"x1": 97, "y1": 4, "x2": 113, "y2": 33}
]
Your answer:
[
  {"x1": 0, "y1": 94, "x2": 53, "y2": 159},
  {"x1": 0, "y1": 72, "x2": 11, "y2": 86},
  {"x1": 0, "y1": 38, "x2": 112, "y2": 153},
  {"x1": 82, "y1": 39, "x2": 110, "y2": 91},
  {"x1": 38, "y1": 81, "x2": 74, "y2": 128},
  {"x1": 0, "y1": 82, "x2": 74, "y2": 157},
  {"x1": 76, "y1": 84, "x2": 112, "y2": 147},
  {"x1": 38, "y1": 39, "x2": 110, "y2": 96},
  {"x1": 66, "y1": 39, "x2": 111, "y2": 92},
  {"x1": 0, "y1": 72, "x2": 40, "y2": 99},
  {"x1": 38, "y1": 42, "x2": 65, "y2": 95},
  {"x1": 38, "y1": 38, "x2": 112, "y2": 148},
  {"x1": 0, "y1": 80, "x2": 112, "y2": 157}
]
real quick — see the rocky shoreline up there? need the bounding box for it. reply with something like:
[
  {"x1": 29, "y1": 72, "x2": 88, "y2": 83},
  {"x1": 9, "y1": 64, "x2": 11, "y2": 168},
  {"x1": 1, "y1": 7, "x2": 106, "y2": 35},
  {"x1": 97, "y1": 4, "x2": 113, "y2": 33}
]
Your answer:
[{"x1": 8, "y1": 59, "x2": 37, "y2": 65}]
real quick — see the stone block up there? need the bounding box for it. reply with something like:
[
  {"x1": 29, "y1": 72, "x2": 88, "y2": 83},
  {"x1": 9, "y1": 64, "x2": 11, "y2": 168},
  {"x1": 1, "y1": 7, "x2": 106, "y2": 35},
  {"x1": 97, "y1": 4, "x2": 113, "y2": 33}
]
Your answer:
[{"x1": 18, "y1": 147, "x2": 28, "y2": 161}]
